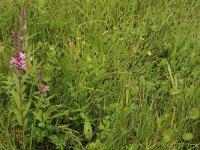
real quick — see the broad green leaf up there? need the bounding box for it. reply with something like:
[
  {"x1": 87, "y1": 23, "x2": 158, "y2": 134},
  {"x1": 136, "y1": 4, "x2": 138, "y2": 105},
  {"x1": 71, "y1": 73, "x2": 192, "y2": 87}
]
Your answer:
[
  {"x1": 182, "y1": 133, "x2": 193, "y2": 141},
  {"x1": 84, "y1": 117, "x2": 93, "y2": 140},
  {"x1": 189, "y1": 108, "x2": 199, "y2": 120}
]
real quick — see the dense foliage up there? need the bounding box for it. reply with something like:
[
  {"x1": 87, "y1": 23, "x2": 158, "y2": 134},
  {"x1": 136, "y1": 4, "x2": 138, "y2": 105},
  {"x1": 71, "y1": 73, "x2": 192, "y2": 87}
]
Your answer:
[{"x1": 0, "y1": 0, "x2": 199, "y2": 149}]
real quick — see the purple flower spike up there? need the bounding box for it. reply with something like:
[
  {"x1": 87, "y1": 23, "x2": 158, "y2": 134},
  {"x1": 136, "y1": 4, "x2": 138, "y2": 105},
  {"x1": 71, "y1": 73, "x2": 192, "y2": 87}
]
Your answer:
[
  {"x1": 10, "y1": 50, "x2": 26, "y2": 70},
  {"x1": 14, "y1": 30, "x2": 20, "y2": 52},
  {"x1": 21, "y1": 7, "x2": 27, "y2": 30}
]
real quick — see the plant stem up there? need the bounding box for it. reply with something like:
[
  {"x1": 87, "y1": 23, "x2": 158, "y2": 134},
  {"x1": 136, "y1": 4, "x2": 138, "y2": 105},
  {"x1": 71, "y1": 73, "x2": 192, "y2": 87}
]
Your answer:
[
  {"x1": 19, "y1": 76, "x2": 24, "y2": 145},
  {"x1": 23, "y1": 31, "x2": 26, "y2": 49},
  {"x1": 21, "y1": 13, "x2": 26, "y2": 146}
]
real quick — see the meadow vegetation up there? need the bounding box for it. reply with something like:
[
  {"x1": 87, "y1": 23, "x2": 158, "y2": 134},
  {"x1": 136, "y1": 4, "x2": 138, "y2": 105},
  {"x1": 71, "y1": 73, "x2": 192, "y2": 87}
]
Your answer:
[{"x1": 0, "y1": 0, "x2": 199, "y2": 149}]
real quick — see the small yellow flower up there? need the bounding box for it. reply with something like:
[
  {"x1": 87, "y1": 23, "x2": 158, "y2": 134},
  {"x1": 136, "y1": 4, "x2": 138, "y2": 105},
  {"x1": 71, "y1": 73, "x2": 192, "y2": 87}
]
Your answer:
[
  {"x1": 139, "y1": 36, "x2": 145, "y2": 41},
  {"x1": 82, "y1": 41, "x2": 86, "y2": 45},
  {"x1": 147, "y1": 50, "x2": 152, "y2": 56},
  {"x1": 131, "y1": 45, "x2": 139, "y2": 53}
]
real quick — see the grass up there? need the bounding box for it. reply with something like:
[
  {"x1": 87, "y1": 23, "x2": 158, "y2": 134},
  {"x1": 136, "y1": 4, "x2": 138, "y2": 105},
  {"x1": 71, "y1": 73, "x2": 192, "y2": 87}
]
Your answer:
[{"x1": 0, "y1": 0, "x2": 199, "y2": 149}]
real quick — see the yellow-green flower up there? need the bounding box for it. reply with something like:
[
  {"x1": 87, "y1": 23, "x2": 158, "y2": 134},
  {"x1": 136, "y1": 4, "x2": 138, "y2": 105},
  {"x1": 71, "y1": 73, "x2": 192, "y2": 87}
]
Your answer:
[{"x1": 147, "y1": 50, "x2": 152, "y2": 56}]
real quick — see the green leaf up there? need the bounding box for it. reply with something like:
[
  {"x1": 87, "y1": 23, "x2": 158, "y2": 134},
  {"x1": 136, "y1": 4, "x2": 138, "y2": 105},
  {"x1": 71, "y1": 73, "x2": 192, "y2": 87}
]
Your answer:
[
  {"x1": 38, "y1": 122, "x2": 45, "y2": 128},
  {"x1": 19, "y1": 85, "x2": 26, "y2": 93},
  {"x1": 42, "y1": 112, "x2": 49, "y2": 121},
  {"x1": 13, "y1": 108, "x2": 22, "y2": 125},
  {"x1": 47, "y1": 124, "x2": 55, "y2": 131},
  {"x1": 49, "y1": 135, "x2": 66, "y2": 150},
  {"x1": 34, "y1": 127, "x2": 47, "y2": 142},
  {"x1": 182, "y1": 133, "x2": 194, "y2": 141},
  {"x1": 87, "y1": 139, "x2": 105, "y2": 150},
  {"x1": 11, "y1": 90, "x2": 20, "y2": 110},
  {"x1": 46, "y1": 94, "x2": 55, "y2": 100},
  {"x1": 23, "y1": 101, "x2": 31, "y2": 118},
  {"x1": 12, "y1": 72, "x2": 19, "y2": 83},
  {"x1": 163, "y1": 129, "x2": 173, "y2": 143},
  {"x1": 33, "y1": 112, "x2": 43, "y2": 122},
  {"x1": 189, "y1": 108, "x2": 199, "y2": 120},
  {"x1": 84, "y1": 117, "x2": 93, "y2": 140},
  {"x1": 51, "y1": 110, "x2": 69, "y2": 119},
  {"x1": 80, "y1": 112, "x2": 86, "y2": 119},
  {"x1": 128, "y1": 144, "x2": 139, "y2": 150}
]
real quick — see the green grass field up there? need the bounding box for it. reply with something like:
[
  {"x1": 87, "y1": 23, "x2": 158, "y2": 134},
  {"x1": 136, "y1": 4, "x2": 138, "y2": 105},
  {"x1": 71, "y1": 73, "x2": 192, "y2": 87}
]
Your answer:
[{"x1": 0, "y1": 0, "x2": 199, "y2": 149}]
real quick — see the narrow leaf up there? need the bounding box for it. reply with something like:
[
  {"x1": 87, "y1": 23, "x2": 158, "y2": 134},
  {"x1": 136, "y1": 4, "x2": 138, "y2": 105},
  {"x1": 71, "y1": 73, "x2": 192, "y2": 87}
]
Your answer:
[
  {"x1": 51, "y1": 110, "x2": 69, "y2": 119},
  {"x1": 13, "y1": 108, "x2": 22, "y2": 125},
  {"x1": 23, "y1": 101, "x2": 31, "y2": 118}
]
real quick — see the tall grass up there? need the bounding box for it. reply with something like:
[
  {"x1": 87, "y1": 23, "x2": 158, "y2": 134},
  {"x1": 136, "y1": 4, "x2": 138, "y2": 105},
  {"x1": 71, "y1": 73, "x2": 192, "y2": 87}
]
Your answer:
[{"x1": 0, "y1": 0, "x2": 199, "y2": 149}]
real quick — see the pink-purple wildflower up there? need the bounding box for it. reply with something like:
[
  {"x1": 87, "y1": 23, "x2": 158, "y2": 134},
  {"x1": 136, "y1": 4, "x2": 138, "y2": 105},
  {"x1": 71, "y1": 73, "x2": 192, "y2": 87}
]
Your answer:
[
  {"x1": 38, "y1": 70, "x2": 50, "y2": 93},
  {"x1": 10, "y1": 30, "x2": 26, "y2": 70},
  {"x1": 10, "y1": 53, "x2": 26, "y2": 70},
  {"x1": 41, "y1": 85, "x2": 50, "y2": 93}
]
